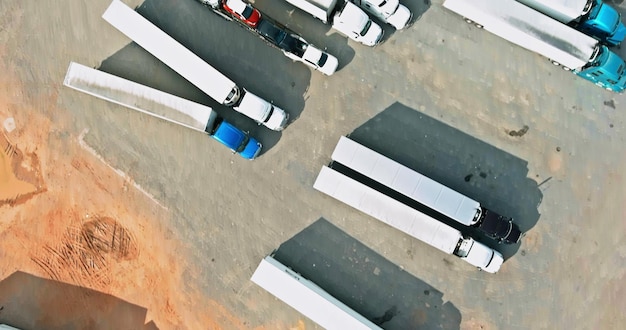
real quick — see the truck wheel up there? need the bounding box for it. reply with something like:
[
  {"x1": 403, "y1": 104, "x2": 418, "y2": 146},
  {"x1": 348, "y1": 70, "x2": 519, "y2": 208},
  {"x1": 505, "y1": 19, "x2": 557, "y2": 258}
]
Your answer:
[
  {"x1": 464, "y1": 18, "x2": 473, "y2": 24},
  {"x1": 474, "y1": 24, "x2": 483, "y2": 29},
  {"x1": 562, "y1": 66, "x2": 571, "y2": 71},
  {"x1": 550, "y1": 60, "x2": 560, "y2": 66}
]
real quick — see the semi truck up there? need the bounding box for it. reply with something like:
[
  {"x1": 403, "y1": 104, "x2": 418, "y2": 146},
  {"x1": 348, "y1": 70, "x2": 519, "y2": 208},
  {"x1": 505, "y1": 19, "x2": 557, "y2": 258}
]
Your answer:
[
  {"x1": 284, "y1": 0, "x2": 384, "y2": 46},
  {"x1": 63, "y1": 62, "x2": 262, "y2": 159},
  {"x1": 443, "y1": 0, "x2": 626, "y2": 93},
  {"x1": 102, "y1": 0, "x2": 288, "y2": 131},
  {"x1": 314, "y1": 166, "x2": 504, "y2": 273},
  {"x1": 330, "y1": 136, "x2": 522, "y2": 244},
  {"x1": 516, "y1": 0, "x2": 626, "y2": 46},
  {"x1": 350, "y1": 0, "x2": 412, "y2": 30},
  {"x1": 251, "y1": 255, "x2": 382, "y2": 330}
]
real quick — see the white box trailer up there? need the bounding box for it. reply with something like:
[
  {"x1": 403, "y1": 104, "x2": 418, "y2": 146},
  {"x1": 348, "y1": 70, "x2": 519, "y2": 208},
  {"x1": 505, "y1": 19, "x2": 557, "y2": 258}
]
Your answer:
[
  {"x1": 102, "y1": 0, "x2": 287, "y2": 130},
  {"x1": 330, "y1": 136, "x2": 522, "y2": 244},
  {"x1": 64, "y1": 62, "x2": 215, "y2": 132},
  {"x1": 63, "y1": 62, "x2": 262, "y2": 159},
  {"x1": 251, "y1": 255, "x2": 382, "y2": 330},
  {"x1": 314, "y1": 166, "x2": 504, "y2": 273},
  {"x1": 443, "y1": 0, "x2": 598, "y2": 70}
]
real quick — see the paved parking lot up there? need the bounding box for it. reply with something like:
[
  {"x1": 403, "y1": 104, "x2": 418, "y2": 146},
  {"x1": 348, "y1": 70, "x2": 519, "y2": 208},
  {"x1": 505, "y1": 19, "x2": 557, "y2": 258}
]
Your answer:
[{"x1": 3, "y1": 0, "x2": 625, "y2": 328}]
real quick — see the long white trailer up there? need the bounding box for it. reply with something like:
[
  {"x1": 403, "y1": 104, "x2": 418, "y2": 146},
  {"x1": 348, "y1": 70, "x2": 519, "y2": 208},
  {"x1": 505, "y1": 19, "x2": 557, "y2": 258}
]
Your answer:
[
  {"x1": 313, "y1": 166, "x2": 503, "y2": 273},
  {"x1": 63, "y1": 62, "x2": 262, "y2": 159},
  {"x1": 330, "y1": 136, "x2": 522, "y2": 244},
  {"x1": 101, "y1": 0, "x2": 287, "y2": 131},
  {"x1": 443, "y1": 0, "x2": 597, "y2": 70},
  {"x1": 251, "y1": 255, "x2": 382, "y2": 330}
]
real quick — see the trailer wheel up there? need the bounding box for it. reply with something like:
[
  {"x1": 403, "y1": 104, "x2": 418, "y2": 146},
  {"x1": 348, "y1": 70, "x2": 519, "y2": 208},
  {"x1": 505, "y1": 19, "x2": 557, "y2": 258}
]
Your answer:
[
  {"x1": 474, "y1": 24, "x2": 483, "y2": 29},
  {"x1": 464, "y1": 18, "x2": 473, "y2": 24},
  {"x1": 562, "y1": 66, "x2": 571, "y2": 71},
  {"x1": 550, "y1": 60, "x2": 560, "y2": 66}
]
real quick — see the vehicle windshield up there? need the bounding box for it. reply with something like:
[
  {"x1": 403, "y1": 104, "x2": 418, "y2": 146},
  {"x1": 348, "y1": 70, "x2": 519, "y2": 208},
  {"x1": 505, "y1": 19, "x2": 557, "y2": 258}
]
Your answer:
[
  {"x1": 318, "y1": 52, "x2": 328, "y2": 66},
  {"x1": 236, "y1": 134, "x2": 250, "y2": 153},
  {"x1": 360, "y1": 20, "x2": 372, "y2": 36},
  {"x1": 241, "y1": 6, "x2": 253, "y2": 19}
]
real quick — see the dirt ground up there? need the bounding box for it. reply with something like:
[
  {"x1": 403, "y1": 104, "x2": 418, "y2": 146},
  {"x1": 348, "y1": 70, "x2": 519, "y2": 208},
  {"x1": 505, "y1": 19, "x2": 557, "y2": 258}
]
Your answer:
[{"x1": 0, "y1": 45, "x2": 247, "y2": 330}]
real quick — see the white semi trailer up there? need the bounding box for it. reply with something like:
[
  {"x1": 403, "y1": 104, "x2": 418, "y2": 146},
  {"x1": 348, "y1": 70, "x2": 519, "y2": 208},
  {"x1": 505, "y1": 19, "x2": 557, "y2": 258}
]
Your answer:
[
  {"x1": 284, "y1": 0, "x2": 384, "y2": 46},
  {"x1": 102, "y1": 0, "x2": 288, "y2": 130},
  {"x1": 251, "y1": 255, "x2": 383, "y2": 330},
  {"x1": 330, "y1": 136, "x2": 523, "y2": 244},
  {"x1": 314, "y1": 166, "x2": 504, "y2": 273},
  {"x1": 63, "y1": 62, "x2": 262, "y2": 159},
  {"x1": 442, "y1": 0, "x2": 626, "y2": 92}
]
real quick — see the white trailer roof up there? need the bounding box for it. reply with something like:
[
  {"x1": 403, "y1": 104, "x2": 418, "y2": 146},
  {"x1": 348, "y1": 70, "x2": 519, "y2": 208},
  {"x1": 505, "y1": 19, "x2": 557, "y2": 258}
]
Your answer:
[
  {"x1": 63, "y1": 62, "x2": 216, "y2": 132},
  {"x1": 516, "y1": 0, "x2": 587, "y2": 23},
  {"x1": 102, "y1": 0, "x2": 236, "y2": 104},
  {"x1": 443, "y1": 0, "x2": 598, "y2": 69},
  {"x1": 331, "y1": 136, "x2": 481, "y2": 226},
  {"x1": 285, "y1": 0, "x2": 336, "y2": 22},
  {"x1": 251, "y1": 256, "x2": 382, "y2": 330},
  {"x1": 314, "y1": 166, "x2": 462, "y2": 254}
]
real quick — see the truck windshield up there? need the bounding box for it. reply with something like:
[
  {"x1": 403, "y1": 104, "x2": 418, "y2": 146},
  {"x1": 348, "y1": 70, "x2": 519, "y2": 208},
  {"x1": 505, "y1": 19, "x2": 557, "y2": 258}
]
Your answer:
[
  {"x1": 237, "y1": 134, "x2": 250, "y2": 153},
  {"x1": 360, "y1": 20, "x2": 372, "y2": 36},
  {"x1": 318, "y1": 53, "x2": 328, "y2": 66}
]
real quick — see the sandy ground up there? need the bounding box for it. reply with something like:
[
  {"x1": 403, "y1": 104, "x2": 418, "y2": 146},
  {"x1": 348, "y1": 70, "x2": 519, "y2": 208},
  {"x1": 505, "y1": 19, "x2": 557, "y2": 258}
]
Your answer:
[{"x1": 1, "y1": 0, "x2": 625, "y2": 329}]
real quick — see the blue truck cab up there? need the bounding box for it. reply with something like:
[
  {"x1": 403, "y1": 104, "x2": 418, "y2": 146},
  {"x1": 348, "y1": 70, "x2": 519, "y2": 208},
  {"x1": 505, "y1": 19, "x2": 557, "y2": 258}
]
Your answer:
[
  {"x1": 576, "y1": 45, "x2": 626, "y2": 92},
  {"x1": 207, "y1": 117, "x2": 262, "y2": 159},
  {"x1": 579, "y1": 0, "x2": 626, "y2": 46}
]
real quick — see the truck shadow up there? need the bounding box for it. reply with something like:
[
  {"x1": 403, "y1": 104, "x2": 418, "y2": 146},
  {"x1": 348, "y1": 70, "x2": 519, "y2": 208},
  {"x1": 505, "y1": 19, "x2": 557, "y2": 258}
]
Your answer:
[
  {"x1": 271, "y1": 218, "x2": 462, "y2": 330},
  {"x1": 346, "y1": 102, "x2": 542, "y2": 260},
  {"x1": 0, "y1": 271, "x2": 157, "y2": 330},
  {"x1": 98, "y1": 0, "x2": 312, "y2": 154},
  {"x1": 253, "y1": 0, "x2": 357, "y2": 71}
]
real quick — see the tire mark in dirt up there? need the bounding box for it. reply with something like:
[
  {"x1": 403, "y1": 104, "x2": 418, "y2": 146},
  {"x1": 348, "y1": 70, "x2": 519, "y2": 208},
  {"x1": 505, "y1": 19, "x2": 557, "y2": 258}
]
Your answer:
[
  {"x1": 0, "y1": 132, "x2": 45, "y2": 205},
  {"x1": 31, "y1": 216, "x2": 139, "y2": 289}
]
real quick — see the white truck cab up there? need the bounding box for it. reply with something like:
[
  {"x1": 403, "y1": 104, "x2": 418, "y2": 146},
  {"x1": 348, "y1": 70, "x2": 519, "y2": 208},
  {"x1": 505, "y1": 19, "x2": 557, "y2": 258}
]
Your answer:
[
  {"x1": 334, "y1": 2, "x2": 384, "y2": 46},
  {"x1": 352, "y1": 0, "x2": 412, "y2": 30},
  {"x1": 235, "y1": 90, "x2": 288, "y2": 131}
]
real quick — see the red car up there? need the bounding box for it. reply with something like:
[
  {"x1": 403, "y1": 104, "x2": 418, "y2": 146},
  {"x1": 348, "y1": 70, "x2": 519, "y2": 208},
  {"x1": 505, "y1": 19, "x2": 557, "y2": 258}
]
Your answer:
[{"x1": 222, "y1": 0, "x2": 261, "y2": 28}]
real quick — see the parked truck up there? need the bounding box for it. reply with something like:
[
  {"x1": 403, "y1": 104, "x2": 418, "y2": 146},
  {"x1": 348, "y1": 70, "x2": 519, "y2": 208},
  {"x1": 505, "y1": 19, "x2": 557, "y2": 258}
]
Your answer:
[
  {"x1": 516, "y1": 0, "x2": 626, "y2": 46},
  {"x1": 314, "y1": 166, "x2": 504, "y2": 273},
  {"x1": 350, "y1": 0, "x2": 412, "y2": 30},
  {"x1": 103, "y1": 0, "x2": 288, "y2": 131},
  {"x1": 63, "y1": 62, "x2": 262, "y2": 159},
  {"x1": 284, "y1": 0, "x2": 384, "y2": 46},
  {"x1": 330, "y1": 136, "x2": 522, "y2": 244},
  {"x1": 443, "y1": 0, "x2": 626, "y2": 93}
]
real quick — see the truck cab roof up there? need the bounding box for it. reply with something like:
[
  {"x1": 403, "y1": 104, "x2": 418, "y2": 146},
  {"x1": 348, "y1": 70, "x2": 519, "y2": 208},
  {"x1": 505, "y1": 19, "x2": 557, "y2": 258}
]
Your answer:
[{"x1": 210, "y1": 118, "x2": 261, "y2": 159}]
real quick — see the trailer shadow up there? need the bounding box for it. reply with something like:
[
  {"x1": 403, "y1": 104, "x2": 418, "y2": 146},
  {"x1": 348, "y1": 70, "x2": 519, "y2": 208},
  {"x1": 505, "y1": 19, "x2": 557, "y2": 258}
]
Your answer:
[
  {"x1": 271, "y1": 218, "x2": 462, "y2": 330},
  {"x1": 345, "y1": 102, "x2": 542, "y2": 260},
  {"x1": 253, "y1": 0, "x2": 357, "y2": 71},
  {"x1": 0, "y1": 271, "x2": 157, "y2": 330},
  {"x1": 98, "y1": 0, "x2": 312, "y2": 154}
]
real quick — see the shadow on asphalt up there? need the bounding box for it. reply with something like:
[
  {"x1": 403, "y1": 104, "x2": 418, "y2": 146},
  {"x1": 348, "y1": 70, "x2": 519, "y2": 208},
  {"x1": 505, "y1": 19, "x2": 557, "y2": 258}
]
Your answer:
[
  {"x1": 272, "y1": 218, "x2": 462, "y2": 330},
  {"x1": 344, "y1": 102, "x2": 542, "y2": 260},
  {"x1": 0, "y1": 271, "x2": 157, "y2": 330},
  {"x1": 98, "y1": 0, "x2": 312, "y2": 155}
]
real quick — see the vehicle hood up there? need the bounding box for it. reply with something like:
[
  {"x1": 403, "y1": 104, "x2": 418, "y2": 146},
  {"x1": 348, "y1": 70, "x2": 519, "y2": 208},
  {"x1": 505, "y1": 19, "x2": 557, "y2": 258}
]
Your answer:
[
  {"x1": 239, "y1": 137, "x2": 262, "y2": 160},
  {"x1": 303, "y1": 47, "x2": 338, "y2": 75},
  {"x1": 464, "y1": 240, "x2": 503, "y2": 273},
  {"x1": 386, "y1": 4, "x2": 412, "y2": 30}
]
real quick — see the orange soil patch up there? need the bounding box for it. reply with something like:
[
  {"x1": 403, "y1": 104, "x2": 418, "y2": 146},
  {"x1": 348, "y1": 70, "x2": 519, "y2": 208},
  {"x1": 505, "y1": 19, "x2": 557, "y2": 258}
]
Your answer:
[{"x1": 0, "y1": 52, "x2": 246, "y2": 330}]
